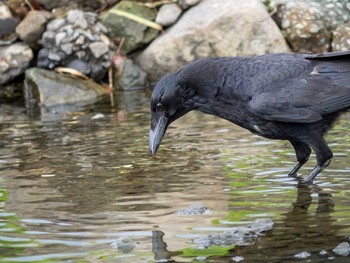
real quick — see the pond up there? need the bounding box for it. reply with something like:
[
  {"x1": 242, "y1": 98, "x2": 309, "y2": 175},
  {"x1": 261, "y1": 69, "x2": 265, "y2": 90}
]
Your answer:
[{"x1": 0, "y1": 90, "x2": 350, "y2": 262}]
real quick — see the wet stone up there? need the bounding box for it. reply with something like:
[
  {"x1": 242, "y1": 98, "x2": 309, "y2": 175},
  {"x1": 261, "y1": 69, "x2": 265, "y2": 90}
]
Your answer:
[
  {"x1": 332, "y1": 242, "x2": 350, "y2": 256},
  {"x1": 192, "y1": 218, "x2": 273, "y2": 248},
  {"x1": 174, "y1": 204, "x2": 212, "y2": 216},
  {"x1": 250, "y1": 218, "x2": 274, "y2": 232},
  {"x1": 24, "y1": 67, "x2": 106, "y2": 108},
  {"x1": 232, "y1": 256, "x2": 244, "y2": 262},
  {"x1": 294, "y1": 251, "x2": 311, "y2": 259},
  {"x1": 111, "y1": 237, "x2": 137, "y2": 253}
]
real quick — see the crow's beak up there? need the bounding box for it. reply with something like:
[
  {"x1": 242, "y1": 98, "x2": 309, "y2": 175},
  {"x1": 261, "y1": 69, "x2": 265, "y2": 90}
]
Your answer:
[{"x1": 149, "y1": 115, "x2": 169, "y2": 156}]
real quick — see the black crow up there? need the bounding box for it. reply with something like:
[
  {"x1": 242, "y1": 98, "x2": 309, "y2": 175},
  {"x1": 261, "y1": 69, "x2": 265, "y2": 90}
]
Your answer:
[{"x1": 149, "y1": 51, "x2": 350, "y2": 183}]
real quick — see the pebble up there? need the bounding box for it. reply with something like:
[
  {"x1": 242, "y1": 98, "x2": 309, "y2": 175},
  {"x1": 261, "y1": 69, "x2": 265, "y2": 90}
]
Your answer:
[
  {"x1": 111, "y1": 237, "x2": 137, "y2": 253},
  {"x1": 232, "y1": 256, "x2": 244, "y2": 262},
  {"x1": 156, "y1": 3, "x2": 182, "y2": 27},
  {"x1": 174, "y1": 204, "x2": 212, "y2": 216},
  {"x1": 294, "y1": 251, "x2": 311, "y2": 259},
  {"x1": 91, "y1": 113, "x2": 105, "y2": 120},
  {"x1": 89, "y1": 42, "x2": 109, "y2": 58},
  {"x1": 332, "y1": 242, "x2": 350, "y2": 256}
]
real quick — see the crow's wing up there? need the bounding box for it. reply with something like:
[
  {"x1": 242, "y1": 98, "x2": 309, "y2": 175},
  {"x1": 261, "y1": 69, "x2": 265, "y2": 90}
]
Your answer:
[{"x1": 247, "y1": 54, "x2": 350, "y2": 123}]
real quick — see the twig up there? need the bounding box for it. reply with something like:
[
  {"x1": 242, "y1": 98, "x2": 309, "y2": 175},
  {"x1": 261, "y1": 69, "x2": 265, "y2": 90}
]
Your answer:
[
  {"x1": 108, "y1": 67, "x2": 115, "y2": 107},
  {"x1": 24, "y1": 0, "x2": 34, "y2": 10}
]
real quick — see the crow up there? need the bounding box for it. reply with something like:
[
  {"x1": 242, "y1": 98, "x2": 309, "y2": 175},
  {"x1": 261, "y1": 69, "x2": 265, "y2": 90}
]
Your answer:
[{"x1": 149, "y1": 51, "x2": 350, "y2": 183}]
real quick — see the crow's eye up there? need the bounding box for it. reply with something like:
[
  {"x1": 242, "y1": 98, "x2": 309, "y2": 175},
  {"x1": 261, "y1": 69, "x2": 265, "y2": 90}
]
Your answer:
[{"x1": 155, "y1": 102, "x2": 164, "y2": 111}]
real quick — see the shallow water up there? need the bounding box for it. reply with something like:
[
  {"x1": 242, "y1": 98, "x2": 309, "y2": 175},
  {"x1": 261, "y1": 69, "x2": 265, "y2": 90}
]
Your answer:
[{"x1": 0, "y1": 91, "x2": 350, "y2": 262}]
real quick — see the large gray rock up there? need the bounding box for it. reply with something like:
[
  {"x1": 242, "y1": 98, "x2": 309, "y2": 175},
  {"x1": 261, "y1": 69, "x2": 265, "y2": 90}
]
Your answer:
[
  {"x1": 275, "y1": 0, "x2": 350, "y2": 52},
  {"x1": 24, "y1": 68, "x2": 107, "y2": 108},
  {"x1": 0, "y1": 42, "x2": 33, "y2": 85},
  {"x1": 16, "y1": 10, "x2": 53, "y2": 49},
  {"x1": 137, "y1": 0, "x2": 289, "y2": 82}
]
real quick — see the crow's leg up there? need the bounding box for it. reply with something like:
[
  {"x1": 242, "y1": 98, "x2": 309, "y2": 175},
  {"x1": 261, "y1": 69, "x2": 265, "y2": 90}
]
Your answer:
[
  {"x1": 301, "y1": 137, "x2": 333, "y2": 184},
  {"x1": 288, "y1": 140, "x2": 311, "y2": 176}
]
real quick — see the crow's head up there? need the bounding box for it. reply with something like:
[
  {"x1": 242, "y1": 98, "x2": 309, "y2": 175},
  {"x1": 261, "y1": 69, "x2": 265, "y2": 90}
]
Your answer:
[{"x1": 149, "y1": 72, "x2": 196, "y2": 156}]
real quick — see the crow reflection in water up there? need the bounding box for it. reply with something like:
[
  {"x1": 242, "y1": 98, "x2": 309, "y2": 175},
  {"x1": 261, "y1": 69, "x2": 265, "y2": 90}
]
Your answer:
[{"x1": 149, "y1": 51, "x2": 350, "y2": 183}]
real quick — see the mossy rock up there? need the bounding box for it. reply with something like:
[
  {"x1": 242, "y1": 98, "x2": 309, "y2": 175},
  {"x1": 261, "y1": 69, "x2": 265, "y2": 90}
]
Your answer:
[{"x1": 102, "y1": 1, "x2": 159, "y2": 54}]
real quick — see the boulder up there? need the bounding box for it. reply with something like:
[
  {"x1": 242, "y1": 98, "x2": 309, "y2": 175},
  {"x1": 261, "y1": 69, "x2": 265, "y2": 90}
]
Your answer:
[
  {"x1": 137, "y1": 0, "x2": 289, "y2": 82},
  {"x1": 24, "y1": 68, "x2": 107, "y2": 108},
  {"x1": 0, "y1": 42, "x2": 33, "y2": 85},
  {"x1": 101, "y1": 1, "x2": 159, "y2": 54},
  {"x1": 275, "y1": 0, "x2": 350, "y2": 52},
  {"x1": 16, "y1": 10, "x2": 53, "y2": 49}
]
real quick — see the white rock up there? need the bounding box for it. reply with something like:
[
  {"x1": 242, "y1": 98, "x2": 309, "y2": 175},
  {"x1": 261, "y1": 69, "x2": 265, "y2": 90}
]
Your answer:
[
  {"x1": 232, "y1": 256, "x2": 244, "y2": 262},
  {"x1": 333, "y1": 242, "x2": 350, "y2": 256},
  {"x1": 156, "y1": 3, "x2": 182, "y2": 26},
  {"x1": 294, "y1": 251, "x2": 311, "y2": 259}
]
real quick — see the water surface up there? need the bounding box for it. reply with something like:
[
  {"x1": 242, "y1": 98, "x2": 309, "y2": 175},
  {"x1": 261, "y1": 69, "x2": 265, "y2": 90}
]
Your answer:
[{"x1": 0, "y1": 91, "x2": 350, "y2": 262}]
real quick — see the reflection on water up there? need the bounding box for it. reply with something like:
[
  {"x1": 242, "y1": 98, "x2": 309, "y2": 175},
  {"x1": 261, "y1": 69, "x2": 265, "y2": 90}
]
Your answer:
[{"x1": 0, "y1": 90, "x2": 350, "y2": 262}]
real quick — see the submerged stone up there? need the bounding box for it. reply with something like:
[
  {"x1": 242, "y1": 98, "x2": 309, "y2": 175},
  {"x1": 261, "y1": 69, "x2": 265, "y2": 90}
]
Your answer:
[
  {"x1": 111, "y1": 237, "x2": 137, "y2": 253},
  {"x1": 174, "y1": 203, "x2": 212, "y2": 216},
  {"x1": 294, "y1": 251, "x2": 311, "y2": 259},
  {"x1": 24, "y1": 68, "x2": 107, "y2": 108},
  {"x1": 192, "y1": 218, "x2": 273, "y2": 248},
  {"x1": 333, "y1": 242, "x2": 350, "y2": 256}
]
